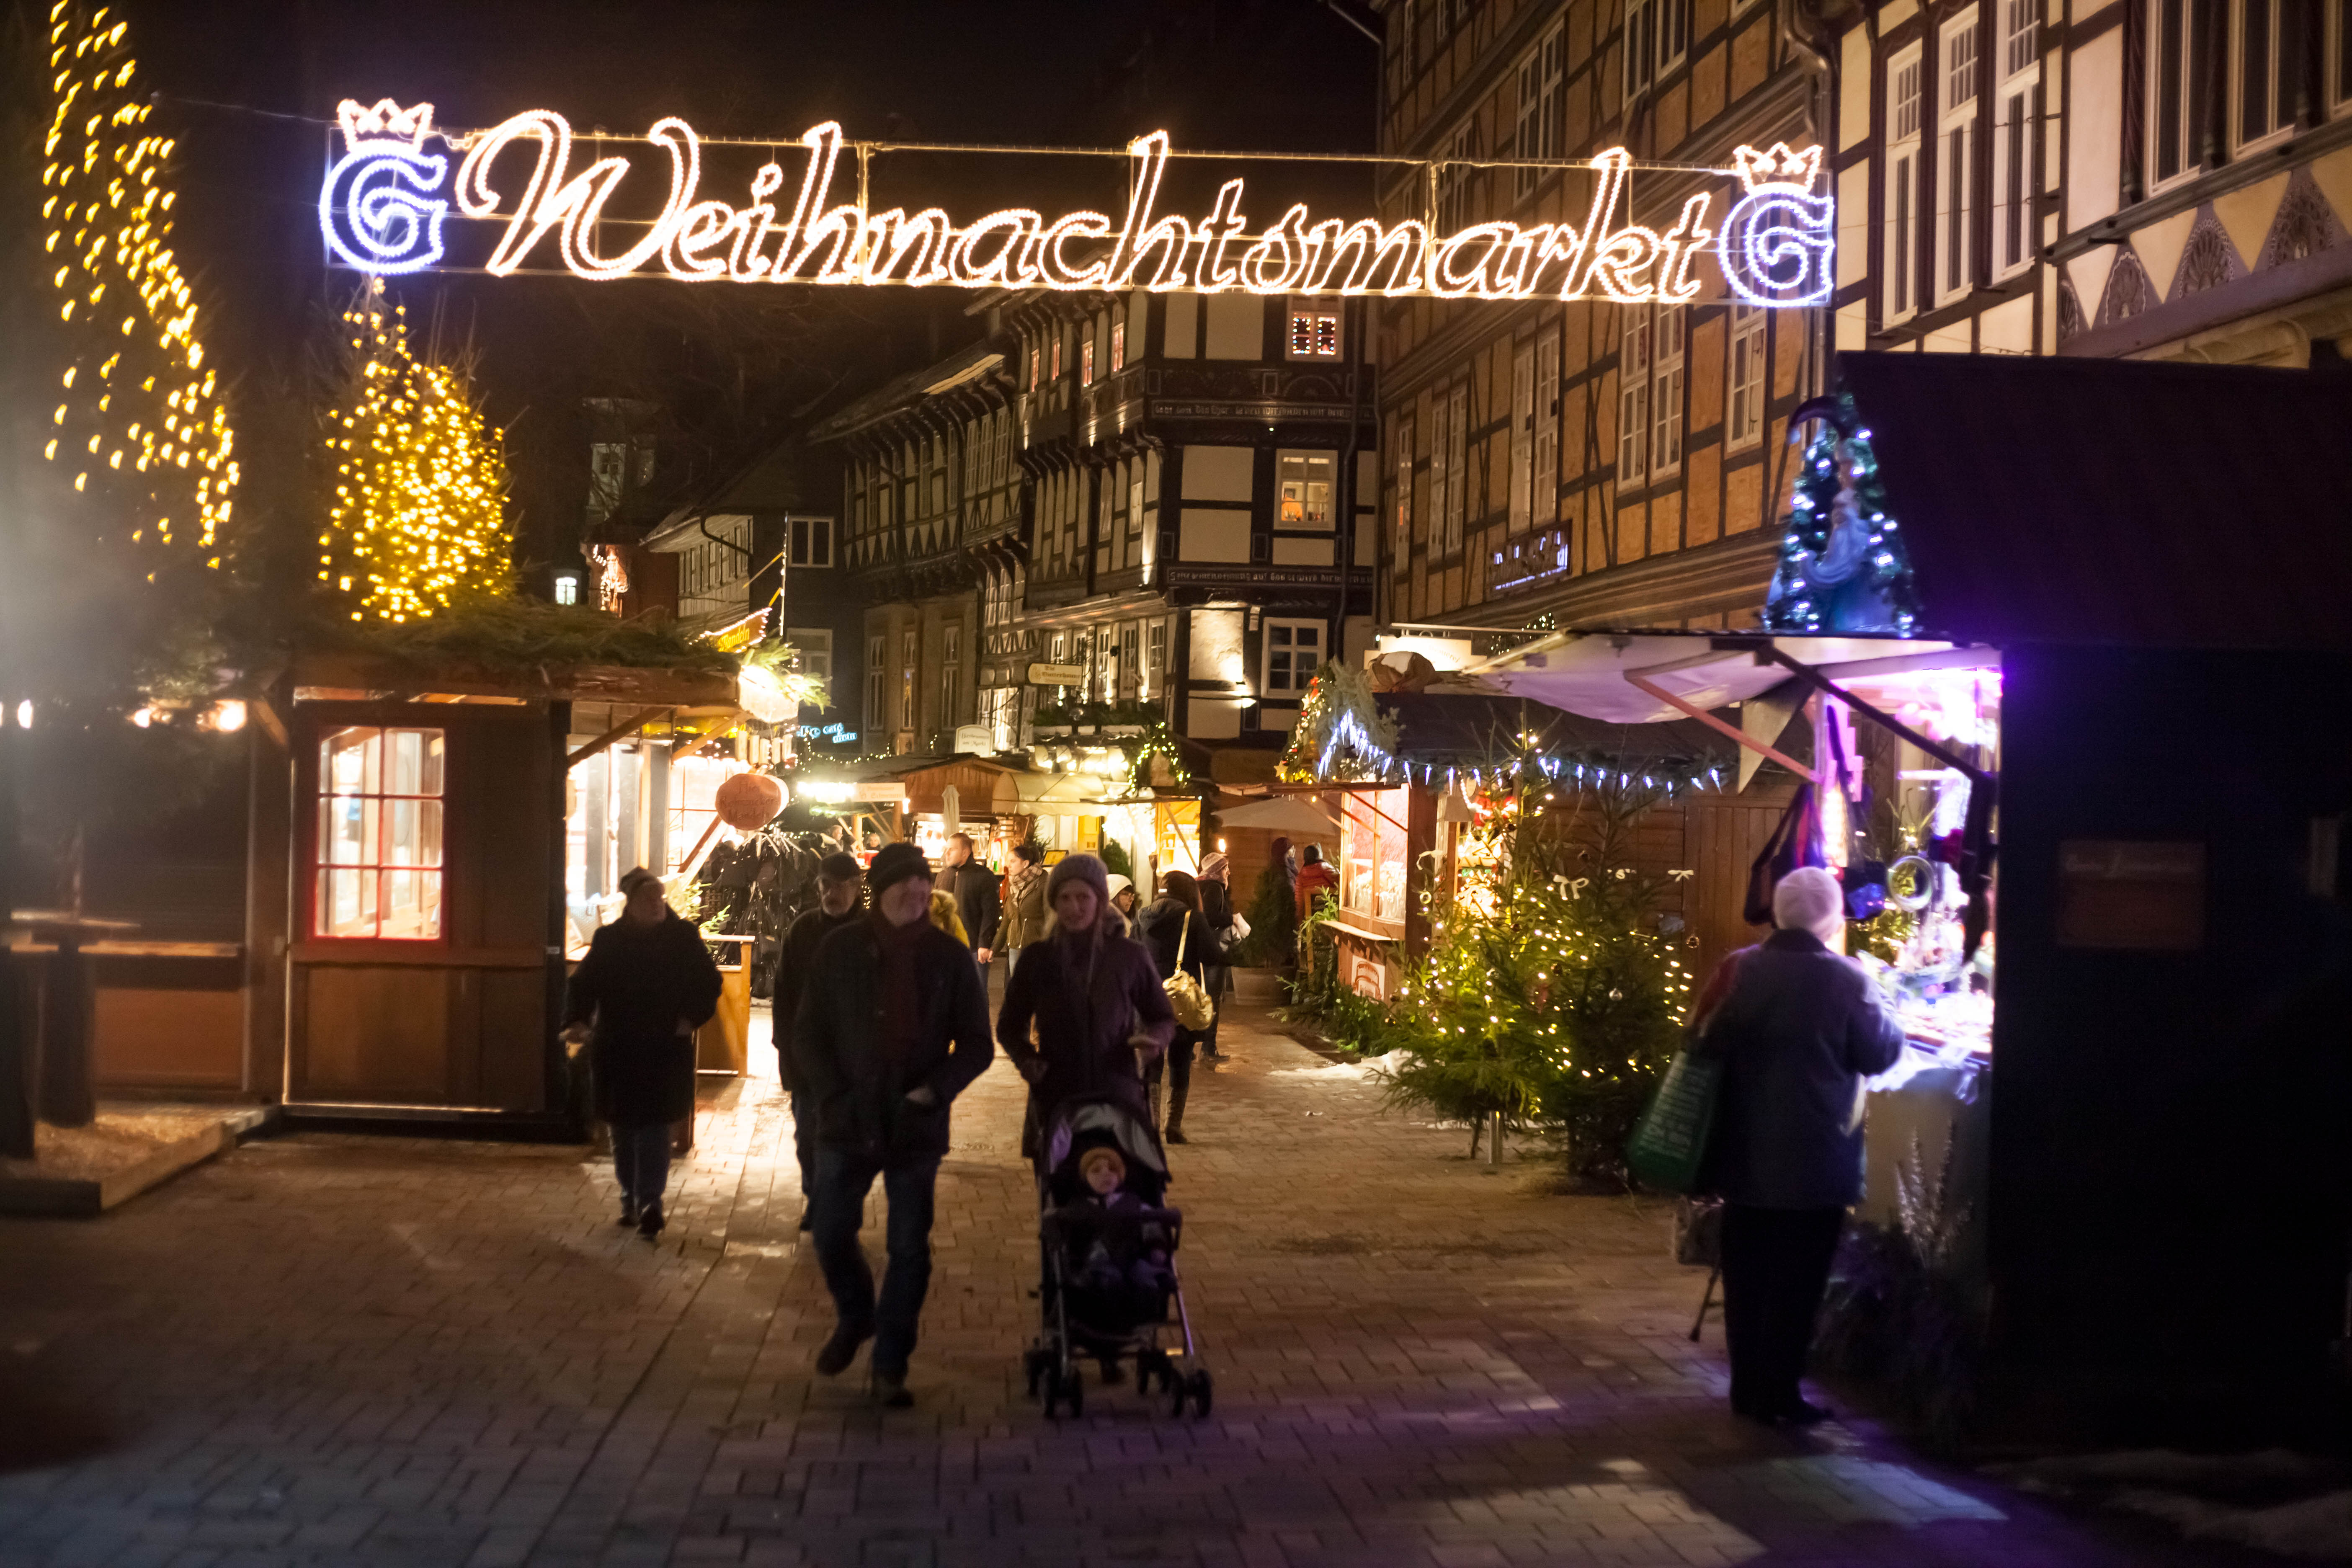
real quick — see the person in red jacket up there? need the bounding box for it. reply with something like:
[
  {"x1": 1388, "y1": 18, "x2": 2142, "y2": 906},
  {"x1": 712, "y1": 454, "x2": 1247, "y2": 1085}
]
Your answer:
[{"x1": 1293, "y1": 843, "x2": 1339, "y2": 922}]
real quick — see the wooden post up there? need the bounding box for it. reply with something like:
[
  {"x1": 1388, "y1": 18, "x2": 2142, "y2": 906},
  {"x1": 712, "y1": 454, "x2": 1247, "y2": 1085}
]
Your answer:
[{"x1": 0, "y1": 704, "x2": 30, "y2": 1158}]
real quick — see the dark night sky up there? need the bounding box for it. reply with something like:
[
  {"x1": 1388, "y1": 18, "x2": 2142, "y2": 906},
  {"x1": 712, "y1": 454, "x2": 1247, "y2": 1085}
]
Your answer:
[{"x1": 120, "y1": 0, "x2": 1380, "y2": 567}]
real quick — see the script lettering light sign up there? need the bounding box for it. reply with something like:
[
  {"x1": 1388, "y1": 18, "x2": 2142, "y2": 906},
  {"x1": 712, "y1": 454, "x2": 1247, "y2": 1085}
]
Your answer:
[{"x1": 322, "y1": 100, "x2": 1834, "y2": 308}]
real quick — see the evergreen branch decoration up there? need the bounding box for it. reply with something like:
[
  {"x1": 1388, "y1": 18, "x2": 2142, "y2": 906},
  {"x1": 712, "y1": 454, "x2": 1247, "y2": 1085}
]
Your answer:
[{"x1": 1279, "y1": 660, "x2": 1399, "y2": 782}]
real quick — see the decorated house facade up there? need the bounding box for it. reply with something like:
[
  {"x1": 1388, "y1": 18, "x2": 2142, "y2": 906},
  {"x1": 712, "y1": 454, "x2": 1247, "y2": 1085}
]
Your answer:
[
  {"x1": 1008, "y1": 287, "x2": 1381, "y2": 783},
  {"x1": 1375, "y1": 0, "x2": 1836, "y2": 635}
]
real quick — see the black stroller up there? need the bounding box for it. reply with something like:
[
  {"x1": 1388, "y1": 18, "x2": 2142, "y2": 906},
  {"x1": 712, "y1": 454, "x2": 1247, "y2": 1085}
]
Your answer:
[{"x1": 1021, "y1": 1093, "x2": 1211, "y2": 1419}]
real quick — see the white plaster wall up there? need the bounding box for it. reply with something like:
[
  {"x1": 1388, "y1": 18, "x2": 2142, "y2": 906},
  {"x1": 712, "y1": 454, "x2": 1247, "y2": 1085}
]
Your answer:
[
  {"x1": 1183, "y1": 446, "x2": 1256, "y2": 500},
  {"x1": 2066, "y1": 31, "x2": 2123, "y2": 235}
]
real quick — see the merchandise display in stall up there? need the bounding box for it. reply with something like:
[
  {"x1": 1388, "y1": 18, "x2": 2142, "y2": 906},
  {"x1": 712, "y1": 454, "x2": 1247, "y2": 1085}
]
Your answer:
[{"x1": 1338, "y1": 787, "x2": 1411, "y2": 926}]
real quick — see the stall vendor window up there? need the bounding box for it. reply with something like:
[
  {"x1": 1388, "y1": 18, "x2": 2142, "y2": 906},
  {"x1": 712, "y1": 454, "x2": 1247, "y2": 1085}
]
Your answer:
[
  {"x1": 316, "y1": 726, "x2": 445, "y2": 940},
  {"x1": 1341, "y1": 786, "x2": 1411, "y2": 924}
]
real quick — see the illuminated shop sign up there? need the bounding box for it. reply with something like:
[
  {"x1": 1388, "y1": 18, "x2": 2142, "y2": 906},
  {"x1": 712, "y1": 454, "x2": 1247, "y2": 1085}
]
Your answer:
[{"x1": 322, "y1": 100, "x2": 1834, "y2": 307}]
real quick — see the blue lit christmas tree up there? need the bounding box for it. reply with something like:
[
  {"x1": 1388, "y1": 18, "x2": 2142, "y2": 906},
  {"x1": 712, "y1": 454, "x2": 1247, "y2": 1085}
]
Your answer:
[{"x1": 1763, "y1": 396, "x2": 1920, "y2": 635}]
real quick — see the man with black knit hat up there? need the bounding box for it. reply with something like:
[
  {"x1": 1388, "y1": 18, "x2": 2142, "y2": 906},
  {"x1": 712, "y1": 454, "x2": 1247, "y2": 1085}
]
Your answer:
[
  {"x1": 792, "y1": 841, "x2": 993, "y2": 1408},
  {"x1": 775, "y1": 852, "x2": 865, "y2": 1231}
]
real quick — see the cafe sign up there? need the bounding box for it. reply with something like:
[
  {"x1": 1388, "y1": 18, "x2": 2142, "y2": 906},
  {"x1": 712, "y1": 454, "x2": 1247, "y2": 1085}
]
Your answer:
[{"x1": 322, "y1": 100, "x2": 1835, "y2": 308}]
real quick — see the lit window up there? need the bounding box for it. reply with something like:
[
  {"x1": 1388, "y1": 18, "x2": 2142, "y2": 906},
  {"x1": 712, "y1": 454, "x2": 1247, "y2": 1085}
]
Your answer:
[
  {"x1": 1051, "y1": 335, "x2": 1062, "y2": 380},
  {"x1": 1728, "y1": 302, "x2": 1767, "y2": 449},
  {"x1": 1276, "y1": 450, "x2": 1336, "y2": 530},
  {"x1": 1287, "y1": 297, "x2": 1342, "y2": 358},
  {"x1": 1112, "y1": 319, "x2": 1127, "y2": 371},
  {"x1": 315, "y1": 727, "x2": 444, "y2": 940},
  {"x1": 553, "y1": 573, "x2": 579, "y2": 606},
  {"x1": 1263, "y1": 619, "x2": 1324, "y2": 696},
  {"x1": 1081, "y1": 337, "x2": 1096, "y2": 386}
]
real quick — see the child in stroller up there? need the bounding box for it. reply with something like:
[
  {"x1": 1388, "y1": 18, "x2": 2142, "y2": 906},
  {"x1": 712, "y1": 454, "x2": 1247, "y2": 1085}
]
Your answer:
[{"x1": 1024, "y1": 1095, "x2": 1211, "y2": 1419}]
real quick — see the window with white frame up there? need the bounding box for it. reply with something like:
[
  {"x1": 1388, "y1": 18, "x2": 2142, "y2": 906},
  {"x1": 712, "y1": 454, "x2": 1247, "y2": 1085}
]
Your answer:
[
  {"x1": 1623, "y1": 0, "x2": 1689, "y2": 98},
  {"x1": 1119, "y1": 624, "x2": 1140, "y2": 698},
  {"x1": 1650, "y1": 305, "x2": 1685, "y2": 477},
  {"x1": 1395, "y1": 415, "x2": 1416, "y2": 545},
  {"x1": 1514, "y1": 25, "x2": 1565, "y2": 197},
  {"x1": 1262, "y1": 619, "x2": 1323, "y2": 697},
  {"x1": 1618, "y1": 304, "x2": 1651, "y2": 485},
  {"x1": 900, "y1": 629, "x2": 918, "y2": 731},
  {"x1": 1937, "y1": 11, "x2": 1981, "y2": 304},
  {"x1": 1146, "y1": 620, "x2": 1166, "y2": 696},
  {"x1": 867, "y1": 635, "x2": 886, "y2": 729},
  {"x1": 1277, "y1": 450, "x2": 1337, "y2": 529},
  {"x1": 1886, "y1": 46, "x2": 1924, "y2": 319},
  {"x1": 1510, "y1": 340, "x2": 1534, "y2": 531},
  {"x1": 1993, "y1": 0, "x2": 2040, "y2": 278},
  {"x1": 1287, "y1": 297, "x2": 1342, "y2": 358},
  {"x1": 1534, "y1": 330, "x2": 1558, "y2": 527},
  {"x1": 940, "y1": 624, "x2": 960, "y2": 725},
  {"x1": 2333, "y1": 0, "x2": 2352, "y2": 112},
  {"x1": 1728, "y1": 302, "x2": 1767, "y2": 449},
  {"x1": 790, "y1": 515, "x2": 833, "y2": 567},
  {"x1": 2233, "y1": 0, "x2": 2297, "y2": 149},
  {"x1": 1439, "y1": 385, "x2": 1468, "y2": 556},
  {"x1": 553, "y1": 573, "x2": 579, "y2": 606},
  {"x1": 787, "y1": 629, "x2": 833, "y2": 688},
  {"x1": 2148, "y1": 0, "x2": 2205, "y2": 186},
  {"x1": 1437, "y1": 122, "x2": 1480, "y2": 232}
]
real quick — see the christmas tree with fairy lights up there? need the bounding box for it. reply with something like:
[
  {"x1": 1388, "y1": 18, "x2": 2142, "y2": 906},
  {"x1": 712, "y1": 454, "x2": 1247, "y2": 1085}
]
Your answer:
[
  {"x1": 321, "y1": 284, "x2": 512, "y2": 623},
  {"x1": 40, "y1": 0, "x2": 238, "y2": 569},
  {"x1": 1762, "y1": 395, "x2": 1919, "y2": 635}
]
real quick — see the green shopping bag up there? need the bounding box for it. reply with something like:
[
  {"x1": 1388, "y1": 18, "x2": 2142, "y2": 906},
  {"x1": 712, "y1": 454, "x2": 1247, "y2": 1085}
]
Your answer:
[{"x1": 1625, "y1": 1048, "x2": 1724, "y2": 1193}]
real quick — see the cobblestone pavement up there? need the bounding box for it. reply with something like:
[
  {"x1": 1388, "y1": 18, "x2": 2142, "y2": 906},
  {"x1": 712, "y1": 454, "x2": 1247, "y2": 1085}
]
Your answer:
[{"x1": 0, "y1": 1004, "x2": 2260, "y2": 1567}]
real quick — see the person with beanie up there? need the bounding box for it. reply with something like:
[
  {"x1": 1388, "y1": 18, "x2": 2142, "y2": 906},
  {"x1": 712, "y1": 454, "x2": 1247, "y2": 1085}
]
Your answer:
[
  {"x1": 997, "y1": 852, "x2": 1176, "y2": 1143},
  {"x1": 562, "y1": 868, "x2": 722, "y2": 1240},
  {"x1": 1692, "y1": 864, "x2": 1905, "y2": 1426},
  {"x1": 774, "y1": 852, "x2": 864, "y2": 1232},
  {"x1": 792, "y1": 841, "x2": 994, "y2": 1408}
]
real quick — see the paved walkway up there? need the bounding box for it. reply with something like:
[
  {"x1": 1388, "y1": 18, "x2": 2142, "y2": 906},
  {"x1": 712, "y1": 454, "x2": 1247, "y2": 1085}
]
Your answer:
[{"x1": 0, "y1": 1005, "x2": 2254, "y2": 1566}]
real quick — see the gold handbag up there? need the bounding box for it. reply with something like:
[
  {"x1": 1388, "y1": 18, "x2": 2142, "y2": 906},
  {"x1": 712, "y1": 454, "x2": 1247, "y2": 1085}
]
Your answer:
[{"x1": 1163, "y1": 910, "x2": 1216, "y2": 1031}]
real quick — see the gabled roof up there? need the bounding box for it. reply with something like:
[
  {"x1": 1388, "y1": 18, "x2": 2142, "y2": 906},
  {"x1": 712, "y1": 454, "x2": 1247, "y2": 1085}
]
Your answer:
[
  {"x1": 1836, "y1": 352, "x2": 2352, "y2": 650},
  {"x1": 805, "y1": 341, "x2": 1009, "y2": 444}
]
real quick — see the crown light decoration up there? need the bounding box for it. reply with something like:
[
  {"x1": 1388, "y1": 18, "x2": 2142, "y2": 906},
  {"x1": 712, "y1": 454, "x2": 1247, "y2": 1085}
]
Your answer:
[
  {"x1": 320, "y1": 284, "x2": 511, "y2": 623},
  {"x1": 1716, "y1": 141, "x2": 1836, "y2": 308},
  {"x1": 41, "y1": 0, "x2": 237, "y2": 564},
  {"x1": 321, "y1": 97, "x2": 451, "y2": 274},
  {"x1": 315, "y1": 100, "x2": 1835, "y2": 307}
]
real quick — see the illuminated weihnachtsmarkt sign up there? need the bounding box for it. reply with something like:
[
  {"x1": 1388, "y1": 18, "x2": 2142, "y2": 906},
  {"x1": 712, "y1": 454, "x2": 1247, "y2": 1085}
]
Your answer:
[{"x1": 321, "y1": 98, "x2": 1834, "y2": 308}]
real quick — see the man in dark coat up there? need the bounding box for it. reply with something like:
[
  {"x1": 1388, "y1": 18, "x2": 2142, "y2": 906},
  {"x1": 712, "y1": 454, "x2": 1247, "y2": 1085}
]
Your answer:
[
  {"x1": 792, "y1": 842, "x2": 994, "y2": 1407},
  {"x1": 936, "y1": 833, "x2": 1003, "y2": 972},
  {"x1": 562, "y1": 867, "x2": 722, "y2": 1239},
  {"x1": 774, "y1": 852, "x2": 864, "y2": 1232},
  {"x1": 1695, "y1": 865, "x2": 1906, "y2": 1425}
]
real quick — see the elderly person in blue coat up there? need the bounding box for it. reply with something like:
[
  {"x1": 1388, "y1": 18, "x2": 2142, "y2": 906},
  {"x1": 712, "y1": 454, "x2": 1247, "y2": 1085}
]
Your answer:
[{"x1": 1694, "y1": 865, "x2": 1906, "y2": 1426}]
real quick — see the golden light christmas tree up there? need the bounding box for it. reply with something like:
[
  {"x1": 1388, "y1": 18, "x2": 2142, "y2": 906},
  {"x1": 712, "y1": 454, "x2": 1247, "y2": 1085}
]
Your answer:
[
  {"x1": 40, "y1": 0, "x2": 237, "y2": 565},
  {"x1": 322, "y1": 285, "x2": 513, "y2": 622}
]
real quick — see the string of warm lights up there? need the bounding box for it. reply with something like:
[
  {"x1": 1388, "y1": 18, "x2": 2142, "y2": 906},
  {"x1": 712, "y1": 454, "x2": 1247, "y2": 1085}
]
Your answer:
[
  {"x1": 41, "y1": 0, "x2": 238, "y2": 566},
  {"x1": 320, "y1": 284, "x2": 512, "y2": 622}
]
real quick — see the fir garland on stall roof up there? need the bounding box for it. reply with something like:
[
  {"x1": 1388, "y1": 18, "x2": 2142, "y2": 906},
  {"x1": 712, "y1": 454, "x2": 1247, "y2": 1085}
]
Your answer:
[
  {"x1": 1763, "y1": 393, "x2": 1921, "y2": 636},
  {"x1": 1278, "y1": 660, "x2": 1400, "y2": 783}
]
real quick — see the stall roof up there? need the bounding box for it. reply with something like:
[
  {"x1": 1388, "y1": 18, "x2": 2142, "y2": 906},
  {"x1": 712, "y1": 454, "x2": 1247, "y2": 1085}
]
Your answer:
[
  {"x1": 1834, "y1": 352, "x2": 2352, "y2": 649},
  {"x1": 1455, "y1": 634, "x2": 1986, "y2": 725},
  {"x1": 1376, "y1": 690, "x2": 1741, "y2": 765}
]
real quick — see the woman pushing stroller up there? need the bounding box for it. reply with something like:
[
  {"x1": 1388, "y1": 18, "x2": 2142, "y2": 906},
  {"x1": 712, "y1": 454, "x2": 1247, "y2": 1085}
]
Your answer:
[{"x1": 997, "y1": 853, "x2": 1176, "y2": 1130}]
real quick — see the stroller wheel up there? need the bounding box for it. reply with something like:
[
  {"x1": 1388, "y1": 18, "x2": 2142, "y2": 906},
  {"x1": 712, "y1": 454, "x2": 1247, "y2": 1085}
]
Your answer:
[{"x1": 1187, "y1": 1369, "x2": 1214, "y2": 1418}]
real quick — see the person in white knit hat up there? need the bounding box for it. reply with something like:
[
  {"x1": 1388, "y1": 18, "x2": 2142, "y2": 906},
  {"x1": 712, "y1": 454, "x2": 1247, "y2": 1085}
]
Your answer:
[{"x1": 1692, "y1": 864, "x2": 1905, "y2": 1427}]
